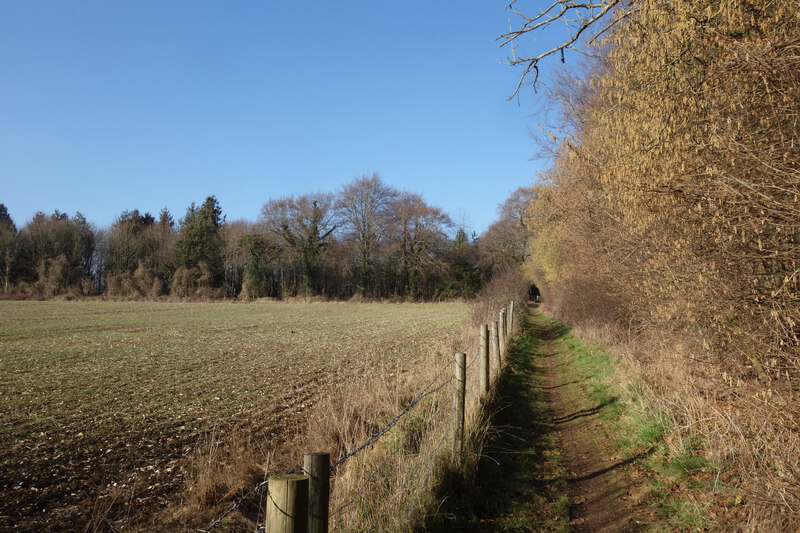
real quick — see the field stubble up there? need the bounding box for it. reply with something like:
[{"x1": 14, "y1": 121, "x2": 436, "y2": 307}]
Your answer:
[{"x1": 0, "y1": 300, "x2": 468, "y2": 531}]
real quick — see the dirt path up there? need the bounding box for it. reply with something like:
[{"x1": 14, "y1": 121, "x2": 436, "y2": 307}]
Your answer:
[
  {"x1": 427, "y1": 308, "x2": 571, "y2": 532},
  {"x1": 535, "y1": 311, "x2": 640, "y2": 532},
  {"x1": 428, "y1": 305, "x2": 646, "y2": 532}
]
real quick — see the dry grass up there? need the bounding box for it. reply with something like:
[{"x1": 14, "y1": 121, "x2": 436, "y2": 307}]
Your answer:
[
  {"x1": 0, "y1": 300, "x2": 468, "y2": 531},
  {"x1": 272, "y1": 290, "x2": 525, "y2": 533},
  {"x1": 565, "y1": 317, "x2": 800, "y2": 532},
  {"x1": 297, "y1": 312, "x2": 504, "y2": 532}
]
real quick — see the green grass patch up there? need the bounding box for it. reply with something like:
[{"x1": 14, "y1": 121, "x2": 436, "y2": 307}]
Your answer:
[{"x1": 540, "y1": 313, "x2": 718, "y2": 532}]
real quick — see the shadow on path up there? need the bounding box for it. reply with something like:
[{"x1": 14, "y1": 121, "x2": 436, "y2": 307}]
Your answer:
[
  {"x1": 425, "y1": 306, "x2": 656, "y2": 533},
  {"x1": 569, "y1": 448, "x2": 654, "y2": 484},
  {"x1": 425, "y1": 313, "x2": 572, "y2": 532},
  {"x1": 537, "y1": 310, "x2": 648, "y2": 533},
  {"x1": 552, "y1": 398, "x2": 618, "y2": 424}
]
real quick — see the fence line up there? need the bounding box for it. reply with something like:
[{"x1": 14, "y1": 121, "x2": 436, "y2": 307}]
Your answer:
[
  {"x1": 364, "y1": 387, "x2": 458, "y2": 531},
  {"x1": 204, "y1": 478, "x2": 271, "y2": 532},
  {"x1": 330, "y1": 447, "x2": 399, "y2": 519},
  {"x1": 203, "y1": 302, "x2": 518, "y2": 533},
  {"x1": 465, "y1": 337, "x2": 481, "y2": 369},
  {"x1": 401, "y1": 397, "x2": 457, "y2": 524},
  {"x1": 327, "y1": 343, "x2": 470, "y2": 473}
]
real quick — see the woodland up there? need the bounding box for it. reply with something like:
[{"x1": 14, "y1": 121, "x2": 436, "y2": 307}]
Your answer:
[{"x1": 0, "y1": 175, "x2": 531, "y2": 301}]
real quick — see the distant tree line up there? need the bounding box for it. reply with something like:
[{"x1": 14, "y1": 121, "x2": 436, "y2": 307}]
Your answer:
[{"x1": 0, "y1": 175, "x2": 532, "y2": 300}]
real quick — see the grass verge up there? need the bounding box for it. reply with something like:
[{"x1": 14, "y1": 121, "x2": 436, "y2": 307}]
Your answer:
[
  {"x1": 551, "y1": 316, "x2": 723, "y2": 531},
  {"x1": 428, "y1": 308, "x2": 727, "y2": 532}
]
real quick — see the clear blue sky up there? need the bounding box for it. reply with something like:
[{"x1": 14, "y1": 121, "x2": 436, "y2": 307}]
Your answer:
[{"x1": 1, "y1": 1, "x2": 557, "y2": 235}]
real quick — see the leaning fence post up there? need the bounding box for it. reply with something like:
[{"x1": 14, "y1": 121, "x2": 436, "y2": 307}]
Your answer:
[
  {"x1": 479, "y1": 324, "x2": 489, "y2": 395},
  {"x1": 267, "y1": 473, "x2": 309, "y2": 533},
  {"x1": 452, "y1": 351, "x2": 466, "y2": 464},
  {"x1": 304, "y1": 452, "x2": 330, "y2": 533},
  {"x1": 491, "y1": 321, "x2": 501, "y2": 375}
]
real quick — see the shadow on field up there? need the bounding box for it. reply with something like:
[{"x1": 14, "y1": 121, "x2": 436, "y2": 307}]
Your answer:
[{"x1": 425, "y1": 312, "x2": 571, "y2": 532}]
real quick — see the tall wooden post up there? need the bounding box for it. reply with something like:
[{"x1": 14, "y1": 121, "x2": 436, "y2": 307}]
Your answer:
[
  {"x1": 508, "y1": 300, "x2": 515, "y2": 337},
  {"x1": 498, "y1": 309, "x2": 506, "y2": 360},
  {"x1": 266, "y1": 473, "x2": 309, "y2": 533},
  {"x1": 452, "y1": 351, "x2": 466, "y2": 464},
  {"x1": 479, "y1": 324, "x2": 489, "y2": 395},
  {"x1": 491, "y1": 321, "x2": 500, "y2": 374},
  {"x1": 503, "y1": 308, "x2": 509, "y2": 344},
  {"x1": 304, "y1": 452, "x2": 330, "y2": 533}
]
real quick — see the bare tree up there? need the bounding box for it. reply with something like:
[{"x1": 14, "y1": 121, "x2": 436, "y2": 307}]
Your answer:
[
  {"x1": 337, "y1": 173, "x2": 397, "y2": 297},
  {"x1": 102, "y1": 209, "x2": 177, "y2": 297},
  {"x1": 14, "y1": 211, "x2": 96, "y2": 296},
  {"x1": 390, "y1": 192, "x2": 452, "y2": 298},
  {"x1": 220, "y1": 219, "x2": 251, "y2": 298},
  {"x1": 501, "y1": 186, "x2": 536, "y2": 228},
  {"x1": 105, "y1": 210, "x2": 155, "y2": 277},
  {"x1": 261, "y1": 192, "x2": 337, "y2": 296},
  {"x1": 478, "y1": 187, "x2": 535, "y2": 274}
]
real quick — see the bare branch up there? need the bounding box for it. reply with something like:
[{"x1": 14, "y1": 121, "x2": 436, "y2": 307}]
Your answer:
[{"x1": 498, "y1": 0, "x2": 621, "y2": 99}]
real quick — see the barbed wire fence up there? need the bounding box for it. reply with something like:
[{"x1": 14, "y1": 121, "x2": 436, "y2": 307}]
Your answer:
[{"x1": 203, "y1": 302, "x2": 516, "y2": 533}]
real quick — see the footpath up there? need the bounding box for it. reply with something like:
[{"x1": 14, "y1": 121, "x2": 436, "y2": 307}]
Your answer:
[{"x1": 429, "y1": 306, "x2": 653, "y2": 532}]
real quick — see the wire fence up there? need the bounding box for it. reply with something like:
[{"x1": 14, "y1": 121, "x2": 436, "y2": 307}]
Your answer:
[
  {"x1": 325, "y1": 346, "x2": 468, "y2": 532},
  {"x1": 203, "y1": 303, "x2": 515, "y2": 533},
  {"x1": 326, "y1": 340, "x2": 469, "y2": 475}
]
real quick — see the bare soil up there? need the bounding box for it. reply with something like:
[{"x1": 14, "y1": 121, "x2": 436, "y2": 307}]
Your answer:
[
  {"x1": 0, "y1": 301, "x2": 467, "y2": 532},
  {"x1": 538, "y1": 314, "x2": 642, "y2": 532}
]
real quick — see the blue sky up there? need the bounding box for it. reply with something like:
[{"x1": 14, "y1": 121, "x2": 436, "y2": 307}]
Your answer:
[{"x1": 1, "y1": 1, "x2": 558, "y2": 235}]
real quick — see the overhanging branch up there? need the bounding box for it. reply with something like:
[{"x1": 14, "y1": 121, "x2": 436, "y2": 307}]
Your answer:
[{"x1": 498, "y1": 0, "x2": 622, "y2": 100}]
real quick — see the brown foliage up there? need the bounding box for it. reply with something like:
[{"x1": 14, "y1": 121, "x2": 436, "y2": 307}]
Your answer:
[
  {"x1": 107, "y1": 262, "x2": 163, "y2": 299},
  {"x1": 170, "y1": 266, "x2": 199, "y2": 298},
  {"x1": 522, "y1": 0, "x2": 800, "y2": 528},
  {"x1": 470, "y1": 266, "x2": 529, "y2": 330},
  {"x1": 477, "y1": 187, "x2": 534, "y2": 276}
]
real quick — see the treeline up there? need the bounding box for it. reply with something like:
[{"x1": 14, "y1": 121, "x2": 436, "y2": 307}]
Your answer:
[
  {"x1": 522, "y1": 0, "x2": 799, "y2": 526},
  {"x1": 0, "y1": 175, "x2": 531, "y2": 301}
]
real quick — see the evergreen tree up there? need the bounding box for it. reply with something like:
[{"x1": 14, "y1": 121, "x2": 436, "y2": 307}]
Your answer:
[
  {"x1": 173, "y1": 196, "x2": 224, "y2": 287},
  {"x1": 0, "y1": 204, "x2": 17, "y2": 293}
]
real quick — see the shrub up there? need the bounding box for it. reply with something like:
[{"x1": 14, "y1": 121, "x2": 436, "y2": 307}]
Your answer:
[{"x1": 470, "y1": 266, "x2": 529, "y2": 330}]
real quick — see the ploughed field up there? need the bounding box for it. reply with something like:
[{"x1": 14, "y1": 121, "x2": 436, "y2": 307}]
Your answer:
[{"x1": 0, "y1": 300, "x2": 468, "y2": 531}]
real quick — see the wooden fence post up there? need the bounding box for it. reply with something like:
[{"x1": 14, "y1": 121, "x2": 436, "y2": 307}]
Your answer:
[
  {"x1": 304, "y1": 452, "x2": 329, "y2": 533},
  {"x1": 479, "y1": 324, "x2": 489, "y2": 395},
  {"x1": 498, "y1": 309, "x2": 506, "y2": 360},
  {"x1": 491, "y1": 321, "x2": 500, "y2": 375},
  {"x1": 267, "y1": 473, "x2": 309, "y2": 533},
  {"x1": 508, "y1": 300, "x2": 515, "y2": 338},
  {"x1": 503, "y1": 308, "x2": 509, "y2": 346},
  {"x1": 452, "y1": 351, "x2": 466, "y2": 464}
]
